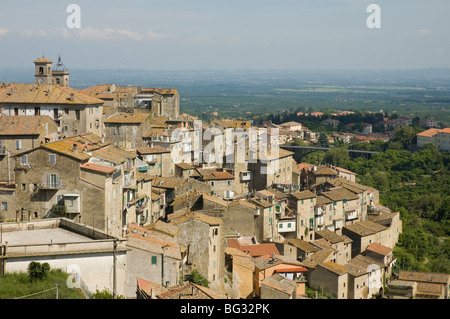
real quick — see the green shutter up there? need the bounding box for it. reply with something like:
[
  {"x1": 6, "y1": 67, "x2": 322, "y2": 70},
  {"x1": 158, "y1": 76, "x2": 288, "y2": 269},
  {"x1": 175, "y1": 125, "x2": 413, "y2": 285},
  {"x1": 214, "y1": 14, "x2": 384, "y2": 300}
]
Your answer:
[{"x1": 151, "y1": 256, "x2": 157, "y2": 265}]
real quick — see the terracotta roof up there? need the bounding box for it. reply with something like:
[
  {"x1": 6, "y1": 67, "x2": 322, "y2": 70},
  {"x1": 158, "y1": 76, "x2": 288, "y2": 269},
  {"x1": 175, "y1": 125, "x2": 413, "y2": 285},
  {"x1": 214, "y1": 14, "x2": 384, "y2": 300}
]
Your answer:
[
  {"x1": 39, "y1": 133, "x2": 107, "y2": 161},
  {"x1": 314, "y1": 167, "x2": 337, "y2": 176},
  {"x1": 0, "y1": 83, "x2": 104, "y2": 105},
  {"x1": 416, "y1": 128, "x2": 439, "y2": 137},
  {"x1": 297, "y1": 162, "x2": 314, "y2": 171},
  {"x1": 0, "y1": 115, "x2": 55, "y2": 136},
  {"x1": 197, "y1": 168, "x2": 234, "y2": 180},
  {"x1": 438, "y1": 128, "x2": 450, "y2": 134},
  {"x1": 80, "y1": 163, "x2": 115, "y2": 174},
  {"x1": 104, "y1": 112, "x2": 150, "y2": 124},
  {"x1": 137, "y1": 278, "x2": 168, "y2": 298},
  {"x1": 366, "y1": 243, "x2": 392, "y2": 256},
  {"x1": 92, "y1": 144, "x2": 137, "y2": 164},
  {"x1": 240, "y1": 243, "x2": 279, "y2": 258},
  {"x1": 136, "y1": 145, "x2": 170, "y2": 154},
  {"x1": 34, "y1": 56, "x2": 53, "y2": 63}
]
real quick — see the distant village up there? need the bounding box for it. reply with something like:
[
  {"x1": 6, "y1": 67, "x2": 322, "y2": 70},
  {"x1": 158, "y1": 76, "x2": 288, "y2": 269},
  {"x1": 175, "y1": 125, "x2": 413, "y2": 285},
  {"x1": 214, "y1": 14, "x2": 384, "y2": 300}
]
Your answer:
[{"x1": 0, "y1": 55, "x2": 448, "y2": 300}]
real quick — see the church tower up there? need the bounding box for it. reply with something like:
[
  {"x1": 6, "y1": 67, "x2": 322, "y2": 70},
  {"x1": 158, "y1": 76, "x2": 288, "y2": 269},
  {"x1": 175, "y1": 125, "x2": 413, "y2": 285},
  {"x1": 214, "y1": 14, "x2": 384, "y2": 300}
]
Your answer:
[
  {"x1": 52, "y1": 55, "x2": 70, "y2": 87},
  {"x1": 34, "y1": 55, "x2": 53, "y2": 85}
]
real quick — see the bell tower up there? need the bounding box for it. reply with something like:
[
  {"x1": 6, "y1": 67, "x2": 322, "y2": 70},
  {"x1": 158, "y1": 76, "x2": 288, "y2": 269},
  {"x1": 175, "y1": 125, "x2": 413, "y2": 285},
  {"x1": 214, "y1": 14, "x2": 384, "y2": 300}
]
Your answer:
[{"x1": 34, "y1": 55, "x2": 53, "y2": 85}]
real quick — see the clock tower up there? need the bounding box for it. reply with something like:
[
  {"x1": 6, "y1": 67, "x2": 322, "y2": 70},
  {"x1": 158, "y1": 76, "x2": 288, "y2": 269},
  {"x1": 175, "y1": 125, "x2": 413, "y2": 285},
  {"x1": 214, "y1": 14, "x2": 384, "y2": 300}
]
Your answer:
[{"x1": 34, "y1": 55, "x2": 53, "y2": 85}]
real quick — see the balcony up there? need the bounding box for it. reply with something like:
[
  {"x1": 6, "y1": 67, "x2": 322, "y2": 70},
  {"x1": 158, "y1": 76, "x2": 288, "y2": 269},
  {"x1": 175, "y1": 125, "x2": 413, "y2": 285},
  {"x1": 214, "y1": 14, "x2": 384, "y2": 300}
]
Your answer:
[
  {"x1": 240, "y1": 171, "x2": 252, "y2": 181},
  {"x1": 39, "y1": 181, "x2": 61, "y2": 190},
  {"x1": 345, "y1": 209, "x2": 359, "y2": 221}
]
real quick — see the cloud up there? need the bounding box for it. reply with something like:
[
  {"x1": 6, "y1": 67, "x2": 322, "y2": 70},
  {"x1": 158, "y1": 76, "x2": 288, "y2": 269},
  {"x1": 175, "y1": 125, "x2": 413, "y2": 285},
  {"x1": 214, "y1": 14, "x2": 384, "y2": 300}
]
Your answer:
[
  {"x1": 13, "y1": 26, "x2": 167, "y2": 42},
  {"x1": 0, "y1": 27, "x2": 9, "y2": 36},
  {"x1": 418, "y1": 29, "x2": 433, "y2": 35}
]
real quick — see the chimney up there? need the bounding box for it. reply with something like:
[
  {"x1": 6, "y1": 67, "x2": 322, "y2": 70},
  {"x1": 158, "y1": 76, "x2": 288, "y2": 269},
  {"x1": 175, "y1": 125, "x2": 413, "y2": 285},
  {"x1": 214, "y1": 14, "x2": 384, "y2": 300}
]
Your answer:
[
  {"x1": 70, "y1": 93, "x2": 75, "y2": 101},
  {"x1": 72, "y1": 143, "x2": 78, "y2": 153}
]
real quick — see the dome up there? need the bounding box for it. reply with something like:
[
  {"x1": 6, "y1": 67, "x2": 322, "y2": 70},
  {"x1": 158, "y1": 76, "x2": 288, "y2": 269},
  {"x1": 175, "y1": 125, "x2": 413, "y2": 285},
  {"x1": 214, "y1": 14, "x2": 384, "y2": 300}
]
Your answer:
[{"x1": 52, "y1": 55, "x2": 68, "y2": 72}]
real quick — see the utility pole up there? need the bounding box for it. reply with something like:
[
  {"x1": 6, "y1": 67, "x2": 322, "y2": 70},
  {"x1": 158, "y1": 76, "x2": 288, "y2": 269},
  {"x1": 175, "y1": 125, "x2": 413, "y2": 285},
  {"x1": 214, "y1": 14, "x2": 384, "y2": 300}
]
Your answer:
[{"x1": 113, "y1": 239, "x2": 117, "y2": 299}]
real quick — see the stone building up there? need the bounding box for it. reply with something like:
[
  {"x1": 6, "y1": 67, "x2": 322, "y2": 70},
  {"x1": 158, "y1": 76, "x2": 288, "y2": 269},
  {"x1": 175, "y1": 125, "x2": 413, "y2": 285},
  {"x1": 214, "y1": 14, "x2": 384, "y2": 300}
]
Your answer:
[
  {"x1": 104, "y1": 112, "x2": 151, "y2": 150},
  {"x1": 0, "y1": 83, "x2": 104, "y2": 138},
  {"x1": 170, "y1": 212, "x2": 224, "y2": 289},
  {"x1": 0, "y1": 115, "x2": 59, "y2": 182},
  {"x1": 12, "y1": 133, "x2": 138, "y2": 238}
]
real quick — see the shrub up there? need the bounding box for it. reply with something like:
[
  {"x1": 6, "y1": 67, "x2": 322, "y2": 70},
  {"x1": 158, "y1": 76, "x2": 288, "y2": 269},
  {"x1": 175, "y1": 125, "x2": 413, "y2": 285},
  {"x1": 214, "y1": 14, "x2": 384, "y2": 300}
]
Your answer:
[{"x1": 27, "y1": 262, "x2": 51, "y2": 282}]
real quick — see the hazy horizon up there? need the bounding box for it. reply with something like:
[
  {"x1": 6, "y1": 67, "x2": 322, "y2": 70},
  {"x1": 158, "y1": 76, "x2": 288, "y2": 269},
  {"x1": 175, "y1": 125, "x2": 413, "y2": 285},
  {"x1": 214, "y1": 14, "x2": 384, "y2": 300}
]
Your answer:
[{"x1": 0, "y1": 1, "x2": 449, "y2": 71}]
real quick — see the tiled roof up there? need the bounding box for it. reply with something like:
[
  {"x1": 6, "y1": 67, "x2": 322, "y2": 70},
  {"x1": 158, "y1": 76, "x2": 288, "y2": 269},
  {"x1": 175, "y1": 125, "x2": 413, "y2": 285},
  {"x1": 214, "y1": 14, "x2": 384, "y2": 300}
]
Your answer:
[
  {"x1": 250, "y1": 197, "x2": 273, "y2": 208},
  {"x1": 137, "y1": 278, "x2": 168, "y2": 298},
  {"x1": 316, "y1": 195, "x2": 333, "y2": 206},
  {"x1": 0, "y1": 83, "x2": 104, "y2": 105},
  {"x1": 40, "y1": 133, "x2": 107, "y2": 161},
  {"x1": 321, "y1": 188, "x2": 359, "y2": 202},
  {"x1": 34, "y1": 56, "x2": 53, "y2": 63},
  {"x1": 0, "y1": 115, "x2": 54, "y2": 136},
  {"x1": 321, "y1": 261, "x2": 348, "y2": 275},
  {"x1": 92, "y1": 144, "x2": 137, "y2": 164},
  {"x1": 170, "y1": 211, "x2": 222, "y2": 226},
  {"x1": 261, "y1": 273, "x2": 297, "y2": 295},
  {"x1": 290, "y1": 190, "x2": 316, "y2": 200},
  {"x1": 104, "y1": 112, "x2": 150, "y2": 124},
  {"x1": 316, "y1": 229, "x2": 352, "y2": 244},
  {"x1": 343, "y1": 220, "x2": 387, "y2": 236},
  {"x1": 80, "y1": 163, "x2": 115, "y2": 174},
  {"x1": 240, "y1": 243, "x2": 279, "y2": 257},
  {"x1": 284, "y1": 238, "x2": 319, "y2": 253},
  {"x1": 439, "y1": 128, "x2": 450, "y2": 134},
  {"x1": 258, "y1": 148, "x2": 294, "y2": 161},
  {"x1": 416, "y1": 128, "x2": 439, "y2": 137},
  {"x1": 366, "y1": 243, "x2": 392, "y2": 256},
  {"x1": 197, "y1": 168, "x2": 234, "y2": 180},
  {"x1": 152, "y1": 176, "x2": 188, "y2": 189},
  {"x1": 136, "y1": 145, "x2": 170, "y2": 154},
  {"x1": 314, "y1": 167, "x2": 337, "y2": 176},
  {"x1": 398, "y1": 271, "x2": 450, "y2": 285}
]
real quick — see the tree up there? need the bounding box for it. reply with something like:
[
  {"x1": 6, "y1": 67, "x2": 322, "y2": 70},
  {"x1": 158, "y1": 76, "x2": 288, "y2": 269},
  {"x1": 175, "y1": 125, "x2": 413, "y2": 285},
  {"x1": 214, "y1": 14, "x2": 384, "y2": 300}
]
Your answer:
[
  {"x1": 324, "y1": 147, "x2": 350, "y2": 167},
  {"x1": 318, "y1": 133, "x2": 330, "y2": 147},
  {"x1": 185, "y1": 270, "x2": 210, "y2": 287}
]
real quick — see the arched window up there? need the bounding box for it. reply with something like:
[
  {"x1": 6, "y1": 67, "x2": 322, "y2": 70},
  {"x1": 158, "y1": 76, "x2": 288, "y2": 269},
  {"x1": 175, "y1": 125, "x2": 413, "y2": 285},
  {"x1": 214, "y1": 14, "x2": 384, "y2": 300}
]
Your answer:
[{"x1": 39, "y1": 67, "x2": 44, "y2": 75}]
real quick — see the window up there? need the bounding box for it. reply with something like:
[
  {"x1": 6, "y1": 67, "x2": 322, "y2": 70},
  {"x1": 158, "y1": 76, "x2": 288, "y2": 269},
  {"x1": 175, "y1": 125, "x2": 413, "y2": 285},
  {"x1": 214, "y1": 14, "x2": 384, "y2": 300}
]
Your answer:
[
  {"x1": 47, "y1": 174, "x2": 60, "y2": 188},
  {"x1": 20, "y1": 154, "x2": 28, "y2": 165},
  {"x1": 49, "y1": 154, "x2": 56, "y2": 164},
  {"x1": 1, "y1": 202, "x2": 7, "y2": 211},
  {"x1": 151, "y1": 256, "x2": 157, "y2": 265},
  {"x1": 75, "y1": 110, "x2": 80, "y2": 120},
  {"x1": 16, "y1": 140, "x2": 22, "y2": 150}
]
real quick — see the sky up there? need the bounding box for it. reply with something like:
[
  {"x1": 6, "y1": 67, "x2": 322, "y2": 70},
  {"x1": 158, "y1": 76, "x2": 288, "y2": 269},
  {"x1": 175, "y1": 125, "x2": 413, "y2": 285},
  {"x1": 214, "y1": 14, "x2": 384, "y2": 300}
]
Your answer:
[{"x1": 0, "y1": 0, "x2": 449, "y2": 71}]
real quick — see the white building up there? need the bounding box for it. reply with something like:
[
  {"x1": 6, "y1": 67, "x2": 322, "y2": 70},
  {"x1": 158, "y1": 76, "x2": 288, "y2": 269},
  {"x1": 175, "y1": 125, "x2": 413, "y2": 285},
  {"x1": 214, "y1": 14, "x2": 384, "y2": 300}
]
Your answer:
[{"x1": 0, "y1": 218, "x2": 128, "y2": 297}]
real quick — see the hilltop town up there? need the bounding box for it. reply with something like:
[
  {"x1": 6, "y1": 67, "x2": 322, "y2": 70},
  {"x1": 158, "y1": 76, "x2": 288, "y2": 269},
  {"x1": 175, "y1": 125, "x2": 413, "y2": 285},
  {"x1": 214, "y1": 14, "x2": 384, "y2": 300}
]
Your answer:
[{"x1": 0, "y1": 55, "x2": 448, "y2": 300}]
